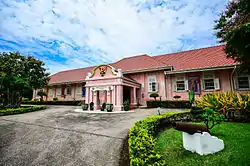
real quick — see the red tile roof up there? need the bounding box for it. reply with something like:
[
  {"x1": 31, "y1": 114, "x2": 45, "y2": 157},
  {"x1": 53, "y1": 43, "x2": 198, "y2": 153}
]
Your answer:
[
  {"x1": 153, "y1": 45, "x2": 237, "y2": 71},
  {"x1": 111, "y1": 54, "x2": 168, "y2": 72},
  {"x1": 49, "y1": 45, "x2": 237, "y2": 84}
]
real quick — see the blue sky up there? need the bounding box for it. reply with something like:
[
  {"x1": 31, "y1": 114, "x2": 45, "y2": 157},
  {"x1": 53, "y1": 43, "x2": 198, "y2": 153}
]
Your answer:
[{"x1": 0, "y1": 0, "x2": 229, "y2": 74}]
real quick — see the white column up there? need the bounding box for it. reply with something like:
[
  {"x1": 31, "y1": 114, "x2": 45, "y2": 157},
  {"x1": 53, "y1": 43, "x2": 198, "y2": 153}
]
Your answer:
[
  {"x1": 107, "y1": 90, "x2": 111, "y2": 103},
  {"x1": 112, "y1": 86, "x2": 116, "y2": 106},
  {"x1": 116, "y1": 85, "x2": 123, "y2": 111},
  {"x1": 85, "y1": 87, "x2": 89, "y2": 104},
  {"x1": 133, "y1": 87, "x2": 137, "y2": 105}
]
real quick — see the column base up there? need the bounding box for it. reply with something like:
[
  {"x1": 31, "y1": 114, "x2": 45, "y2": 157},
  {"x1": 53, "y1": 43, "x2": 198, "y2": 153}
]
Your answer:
[
  {"x1": 130, "y1": 103, "x2": 138, "y2": 109},
  {"x1": 113, "y1": 105, "x2": 124, "y2": 111}
]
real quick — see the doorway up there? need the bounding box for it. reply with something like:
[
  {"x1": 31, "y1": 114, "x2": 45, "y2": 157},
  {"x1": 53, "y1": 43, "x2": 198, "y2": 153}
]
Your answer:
[{"x1": 123, "y1": 86, "x2": 131, "y2": 103}]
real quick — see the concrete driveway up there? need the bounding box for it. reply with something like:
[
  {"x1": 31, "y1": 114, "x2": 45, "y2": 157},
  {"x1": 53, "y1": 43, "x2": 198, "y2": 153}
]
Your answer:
[{"x1": 0, "y1": 106, "x2": 185, "y2": 166}]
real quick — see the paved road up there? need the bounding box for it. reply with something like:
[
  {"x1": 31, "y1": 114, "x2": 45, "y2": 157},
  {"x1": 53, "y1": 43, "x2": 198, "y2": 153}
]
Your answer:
[{"x1": 0, "y1": 106, "x2": 185, "y2": 166}]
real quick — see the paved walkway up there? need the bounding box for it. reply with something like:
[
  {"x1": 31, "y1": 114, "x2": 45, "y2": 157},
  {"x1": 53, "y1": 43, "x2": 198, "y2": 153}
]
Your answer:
[{"x1": 0, "y1": 106, "x2": 186, "y2": 166}]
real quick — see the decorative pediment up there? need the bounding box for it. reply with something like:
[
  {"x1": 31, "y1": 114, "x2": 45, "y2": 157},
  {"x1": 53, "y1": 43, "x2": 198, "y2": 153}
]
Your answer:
[{"x1": 86, "y1": 65, "x2": 122, "y2": 79}]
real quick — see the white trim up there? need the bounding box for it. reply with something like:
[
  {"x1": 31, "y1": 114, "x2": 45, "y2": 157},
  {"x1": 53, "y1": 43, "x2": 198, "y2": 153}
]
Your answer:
[
  {"x1": 165, "y1": 65, "x2": 238, "y2": 75},
  {"x1": 234, "y1": 74, "x2": 250, "y2": 90}
]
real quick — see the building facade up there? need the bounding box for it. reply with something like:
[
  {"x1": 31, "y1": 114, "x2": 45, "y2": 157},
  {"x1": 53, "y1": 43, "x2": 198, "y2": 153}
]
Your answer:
[{"x1": 33, "y1": 45, "x2": 250, "y2": 111}]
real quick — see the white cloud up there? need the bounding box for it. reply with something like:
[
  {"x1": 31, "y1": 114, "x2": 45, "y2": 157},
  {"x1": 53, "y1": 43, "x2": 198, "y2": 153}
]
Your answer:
[{"x1": 0, "y1": 0, "x2": 229, "y2": 74}]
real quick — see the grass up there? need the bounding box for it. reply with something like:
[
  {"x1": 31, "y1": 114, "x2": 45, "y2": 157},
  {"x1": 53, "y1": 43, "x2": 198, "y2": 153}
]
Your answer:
[{"x1": 156, "y1": 122, "x2": 250, "y2": 166}]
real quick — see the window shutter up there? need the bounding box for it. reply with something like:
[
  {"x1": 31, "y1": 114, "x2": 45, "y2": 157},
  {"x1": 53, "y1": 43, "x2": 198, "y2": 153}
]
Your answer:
[
  {"x1": 185, "y1": 80, "x2": 189, "y2": 91},
  {"x1": 148, "y1": 82, "x2": 152, "y2": 92},
  {"x1": 172, "y1": 77, "x2": 177, "y2": 92},
  {"x1": 64, "y1": 88, "x2": 67, "y2": 95},
  {"x1": 214, "y1": 78, "x2": 220, "y2": 90},
  {"x1": 155, "y1": 83, "x2": 158, "y2": 92}
]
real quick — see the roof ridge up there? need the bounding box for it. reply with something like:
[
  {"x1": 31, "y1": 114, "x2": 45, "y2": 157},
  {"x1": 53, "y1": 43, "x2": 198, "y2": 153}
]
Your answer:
[
  {"x1": 110, "y1": 54, "x2": 149, "y2": 68},
  {"x1": 155, "y1": 44, "x2": 226, "y2": 58}
]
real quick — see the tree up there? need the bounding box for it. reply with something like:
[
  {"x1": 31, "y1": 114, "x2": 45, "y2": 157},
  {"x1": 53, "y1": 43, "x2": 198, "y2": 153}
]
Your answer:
[
  {"x1": 37, "y1": 90, "x2": 47, "y2": 101},
  {"x1": 0, "y1": 52, "x2": 50, "y2": 108},
  {"x1": 214, "y1": 0, "x2": 250, "y2": 73}
]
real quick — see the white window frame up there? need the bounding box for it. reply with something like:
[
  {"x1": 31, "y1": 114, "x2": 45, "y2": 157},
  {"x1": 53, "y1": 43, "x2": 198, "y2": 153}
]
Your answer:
[
  {"x1": 66, "y1": 86, "x2": 71, "y2": 95},
  {"x1": 202, "y1": 72, "x2": 220, "y2": 91},
  {"x1": 56, "y1": 88, "x2": 61, "y2": 96},
  {"x1": 173, "y1": 75, "x2": 188, "y2": 92},
  {"x1": 235, "y1": 74, "x2": 250, "y2": 90},
  {"x1": 49, "y1": 88, "x2": 53, "y2": 97},
  {"x1": 148, "y1": 75, "x2": 158, "y2": 92},
  {"x1": 76, "y1": 85, "x2": 82, "y2": 96}
]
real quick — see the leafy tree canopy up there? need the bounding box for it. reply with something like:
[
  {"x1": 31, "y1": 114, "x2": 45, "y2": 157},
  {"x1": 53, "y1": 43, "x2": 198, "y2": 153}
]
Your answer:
[
  {"x1": 0, "y1": 52, "x2": 50, "y2": 108},
  {"x1": 214, "y1": 0, "x2": 250, "y2": 73}
]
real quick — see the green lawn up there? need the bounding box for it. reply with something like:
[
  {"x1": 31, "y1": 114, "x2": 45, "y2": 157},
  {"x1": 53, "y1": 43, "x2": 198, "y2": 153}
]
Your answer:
[{"x1": 156, "y1": 122, "x2": 250, "y2": 166}]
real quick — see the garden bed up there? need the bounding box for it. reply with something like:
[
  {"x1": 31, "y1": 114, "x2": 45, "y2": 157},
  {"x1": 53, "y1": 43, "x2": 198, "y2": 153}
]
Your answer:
[
  {"x1": 0, "y1": 105, "x2": 46, "y2": 116},
  {"x1": 156, "y1": 122, "x2": 250, "y2": 166}
]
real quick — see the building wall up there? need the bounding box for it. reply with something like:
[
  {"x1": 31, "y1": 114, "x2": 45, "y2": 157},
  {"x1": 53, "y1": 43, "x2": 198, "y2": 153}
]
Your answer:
[
  {"x1": 127, "y1": 70, "x2": 167, "y2": 105},
  {"x1": 33, "y1": 68, "x2": 250, "y2": 104},
  {"x1": 44, "y1": 83, "x2": 86, "y2": 101},
  {"x1": 166, "y1": 69, "x2": 234, "y2": 100}
]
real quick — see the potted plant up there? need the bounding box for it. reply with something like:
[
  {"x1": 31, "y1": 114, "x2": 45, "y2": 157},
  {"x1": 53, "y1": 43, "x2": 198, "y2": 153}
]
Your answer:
[
  {"x1": 106, "y1": 103, "x2": 113, "y2": 112},
  {"x1": 123, "y1": 99, "x2": 130, "y2": 111},
  {"x1": 101, "y1": 103, "x2": 106, "y2": 111},
  {"x1": 81, "y1": 101, "x2": 88, "y2": 111},
  {"x1": 90, "y1": 102, "x2": 94, "y2": 110}
]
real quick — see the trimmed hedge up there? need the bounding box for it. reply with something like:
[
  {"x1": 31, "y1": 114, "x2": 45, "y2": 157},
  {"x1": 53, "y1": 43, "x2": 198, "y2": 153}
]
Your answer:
[
  {"x1": 22, "y1": 100, "x2": 82, "y2": 106},
  {"x1": 0, "y1": 105, "x2": 46, "y2": 116},
  {"x1": 147, "y1": 100, "x2": 191, "y2": 108},
  {"x1": 129, "y1": 111, "x2": 191, "y2": 165}
]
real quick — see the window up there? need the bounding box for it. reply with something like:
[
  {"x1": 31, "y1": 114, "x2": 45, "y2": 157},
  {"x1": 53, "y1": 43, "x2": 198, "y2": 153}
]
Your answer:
[
  {"x1": 148, "y1": 75, "x2": 158, "y2": 92},
  {"x1": 76, "y1": 85, "x2": 82, "y2": 96},
  {"x1": 49, "y1": 88, "x2": 53, "y2": 97},
  {"x1": 176, "y1": 76, "x2": 185, "y2": 91},
  {"x1": 57, "y1": 88, "x2": 61, "y2": 96},
  {"x1": 66, "y1": 86, "x2": 71, "y2": 95},
  {"x1": 82, "y1": 85, "x2": 86, "y2": 97},
  {"x1": 202, "y1": 72, "x2": 220, "y2": 90},
  {"x1": 236, "y1": 75, "x2": 250, "y2": 90}
]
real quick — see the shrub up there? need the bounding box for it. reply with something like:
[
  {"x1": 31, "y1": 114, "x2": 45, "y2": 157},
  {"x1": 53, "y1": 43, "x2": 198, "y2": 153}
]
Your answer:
[
  {"x1": 0, "y1": 105, "x2": 46, "y2": 116},
  {"x1": 37, "y1": 90, "x2": 47, "y2": 101},
  {"x1": 77, "y1": 100, "x2": 85, "y2": 106},
  {"x1": 90, "y1": 102, "x2": 94, "y2": 110},
  {"x1": 53, "y1": 97, "x2": 58, "y2": 101},
  {"x1": 129, "y1": 111, "x2": 191, "y2": 165},
  {"x1": 197, "y1": 92, "x2": 250, "y2": 120},
  {"x1": 101, "y1": 103, "x2": 106, "y2": 111},
  {"x1": 22, "y1": 98, "x2": 30, "y2": 102},
  {"x1": 150, "y1": 93, "x2": 159, "y2": 100},
  {"x1": 33, "y1": 98, "x2": 39, "y2": 102},
  {"x1": 202, "y1": 108, "x2": 224, "y2": 131},
  {"x1": 147, "y1": 100, "x2": 191, "y2": 108},
  {"x1": 123, "y1": 99, "x2": 130, "y2": 111},
  {"x1": 22, "y1": 100, "x2": 82, "y2": 106},
  {"x1": 173, "y1": 95, "x2": 181, "y2": 100}
]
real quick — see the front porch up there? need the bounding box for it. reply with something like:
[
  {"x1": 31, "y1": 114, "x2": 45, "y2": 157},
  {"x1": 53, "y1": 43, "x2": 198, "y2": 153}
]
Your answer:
[{"x1": 85, "y1": 65, "x2": 141, "y2": 111}]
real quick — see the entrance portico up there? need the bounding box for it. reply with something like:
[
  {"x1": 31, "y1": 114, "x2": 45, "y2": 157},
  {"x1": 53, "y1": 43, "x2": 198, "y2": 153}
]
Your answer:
[{"x1": 85, "y1": 65, "x2": 140, "y2": 111}]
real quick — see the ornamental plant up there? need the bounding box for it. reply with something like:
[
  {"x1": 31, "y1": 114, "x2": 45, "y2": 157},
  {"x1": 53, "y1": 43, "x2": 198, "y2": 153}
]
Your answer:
[
  {"x1": 202, "y1": 108, "x2": 224, "y2": 131},
  {"x1": 150, "y1": 93, "x2": 159, "y2": 101},
  {"x1": 90, "y1": 102, "x2": 94, "y2": 110}
]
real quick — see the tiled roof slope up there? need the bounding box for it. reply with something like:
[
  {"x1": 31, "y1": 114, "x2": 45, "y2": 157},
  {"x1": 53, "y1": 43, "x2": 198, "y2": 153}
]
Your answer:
[
  {"x1": 48, "y1": 45, "x2": 237, "y2": 84},
  {"x1": 111, "y1": 54, "x2": 168, "y2": 71},
  {"x1": 49, "y1": 66, "x2": 94, "y2": 84},
  {"x1": 153, "y1": 45, "x2": 237, "y2": 71}
]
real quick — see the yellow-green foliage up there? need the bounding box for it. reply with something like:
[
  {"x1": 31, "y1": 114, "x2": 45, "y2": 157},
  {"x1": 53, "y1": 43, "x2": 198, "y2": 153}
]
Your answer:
[{"x1": 197, "y1": 92, "x2": 250, "y2": 113}]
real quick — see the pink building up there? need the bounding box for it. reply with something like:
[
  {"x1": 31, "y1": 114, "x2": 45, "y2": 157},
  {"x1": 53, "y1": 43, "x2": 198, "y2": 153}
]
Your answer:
[{"x1": 33, "y1": 45, "x2": 250, "y2": 111}]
